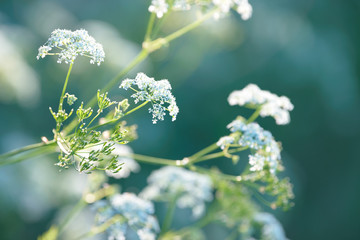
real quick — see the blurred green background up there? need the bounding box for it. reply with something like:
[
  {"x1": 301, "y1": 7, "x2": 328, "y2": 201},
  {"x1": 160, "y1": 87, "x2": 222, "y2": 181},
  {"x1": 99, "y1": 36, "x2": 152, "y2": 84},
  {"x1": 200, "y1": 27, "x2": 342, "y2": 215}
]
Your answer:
[{"x1": 0, "y1": 0, "x2": 360, "y2": 239}]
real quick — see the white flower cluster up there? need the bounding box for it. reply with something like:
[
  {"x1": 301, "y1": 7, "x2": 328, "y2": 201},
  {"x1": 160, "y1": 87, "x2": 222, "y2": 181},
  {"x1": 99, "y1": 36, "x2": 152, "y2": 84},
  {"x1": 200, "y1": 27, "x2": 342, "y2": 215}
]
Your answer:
[
  {"x1": 213, "y1": 0, "x2": 253, "y2": 20},
  {"x1": 253, "y1": 212, "x2": 288, "y2": 240},
  {"x1": 148, "y1": 0, "x2": 252, "y2": 20},
  {"x1": 94, "y1": 193, "x2": 159, "y2": 240},
  {"x1": 120, "y1": 73, "x2": 179, "y2": 124},
  {"x1": 140, "y1": 166, "x2": 213, "y2": 218},
  {"x1": 220, "y1": 118, "x2": 281, "y2": 174},
  {"x1": 228, "y1": 84, "x2": 294, "y2": 125},
  {"x1": 37, "y1": 29, "x2": 105, "y2": 65},
  {"x1": 148, "y1": 0, "x2": 169, "y2": 18}
]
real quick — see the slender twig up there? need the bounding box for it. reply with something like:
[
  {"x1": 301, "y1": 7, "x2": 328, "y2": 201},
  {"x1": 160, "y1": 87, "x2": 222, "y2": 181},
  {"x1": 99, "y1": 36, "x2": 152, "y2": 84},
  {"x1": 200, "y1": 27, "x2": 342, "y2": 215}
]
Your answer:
[
  {"x1": 58, "y1": 198, "x2": 87, "y2": 234},
  {"x1": 163, "y1": 10, "x2": 216, "y2": 44},
  {"x1": 87, "y1": 101, "x2": 150, "y2": 131},
  {"x1": 0, "y1": 140, "x2": 55, "y2": 159},
  {"x1": 0, "y1": 145, "x2": 56, "y2": 166},
  {"x1": 57, "y1": 63, "x2": 74, "y2": 132},
  {"x1": 144, "y1": 13, "x2": 156, "y2": 41},
  {"x1": 188, "y1": 143, "x2": 219, "y2": 162},
  {"x1": 74, "y1": 215, "x2": 124, "y2": 240},
  {"x1": 131, "y1": 153, "x2": 178, "y2": 166},
  {"x1": 192, "y1": 146, "x2": 249, "y2": 164},
  {"x1": 246, "y1": 107, "x2": 262, "y2": 124},
  {"x1": 161, "y1": 195, "x2": 178, "y2": 235}
]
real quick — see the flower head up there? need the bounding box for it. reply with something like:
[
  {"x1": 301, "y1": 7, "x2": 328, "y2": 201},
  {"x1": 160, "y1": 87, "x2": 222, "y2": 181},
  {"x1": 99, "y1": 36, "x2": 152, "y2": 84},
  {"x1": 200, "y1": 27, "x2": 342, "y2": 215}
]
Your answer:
[
  {"x1": 94, "y1": 193, "x2": 159, "y2": 240},
  {"x1": 228, "y1": 84, "x2": 294, "y2": 125},
  {"x1": 120, "y1": 73, "x2": 179, "y2": 124},
  {"x1": 140, "y1": 166, "x2": 213, "y2": 218},
  {"x1": 37, "y1": 29, "x2": 105, "y2": 65},
  {"x1": 149, "y1": 0, "x2": 169, "y2": 18},
  {"x1": 148, "y1": 0, "x2": 253, "y2": 20},
  {"x1": 226, "y1": 118, "x2": 282, "y2": 174}
]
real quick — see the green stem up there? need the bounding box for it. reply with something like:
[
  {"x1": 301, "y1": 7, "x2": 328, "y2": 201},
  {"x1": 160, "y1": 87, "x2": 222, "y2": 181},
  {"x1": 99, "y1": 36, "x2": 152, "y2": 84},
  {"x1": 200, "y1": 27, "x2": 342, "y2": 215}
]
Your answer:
[
  {"x1": 192, "y1": 146, "x2": 249, "y2": 164},
  {"x1": 145, "y1": 13, "x2": 156, "y2": 41},
  {"x1": 163, "y1": 9, "x2": 216, "y2": 44},
  {"x1": 86, "y1": 111, "x2": 101, "y2": 128},
  {"x1": 188, "y1": 143, "x2": 219, "y2": 163},
  {"x1": 124, "y1": 100, "x2": 149, "y2": 116},
  {"x1": 87, "y1": 101, "x2": 150, "y2": 131},
  {"x1": 246, "y1": 107, "x2": 262, "y2": 124},
  {"x1": 58, "y1": 199, "x2": 87, "y2": 234},
  {"x1": 0, "y1": 145, "x2": 56, "y2": 166},
  {"x1": 56, "y1": 63, "x2": 74, "y2": 132},
  {"x1": 0, "y1": 141, "x2": 55, "y2": 160},
  {"x1": 74, "y1": 215, "x2": 124, "y2": 240},
  {"x1": 151, "y1": 5, "x2": 173, "y2": 39},
  {"x1": 161, "y1": 196, "x2": 178, "y2": 234},
  {"x1": 190, "y1": 165, "x2": 243, "y2": 182},
  {"x1": 58, "y1": 63, "x2": 74, "y2": 112},
  {"x1": 131, "y1": 153, "x2": 177, "y2": 166}
]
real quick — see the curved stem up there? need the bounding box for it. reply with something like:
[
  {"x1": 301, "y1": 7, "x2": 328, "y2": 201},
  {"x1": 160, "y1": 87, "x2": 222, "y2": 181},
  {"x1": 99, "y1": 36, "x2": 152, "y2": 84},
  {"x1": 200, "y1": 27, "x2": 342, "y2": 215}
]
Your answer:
[
  {"x1": 151, "y1": 5, "x2": 173, "y2": 39},
  {"x1": 86, "y1": 111, "x2": 101, "y2": 128},
  {"x1": 190, "y1": 165, "x2": 243, "y2": 182},
  {"x1": 131, "y1": 153, "x2": 177, "y2": 166},
  {"x1": 124, "y1": 100, "x2": 150, "y2": 116},
  {"x1": 188, "y1": 143, "x2": 219, "y2": 163},
  {"x1": 56, "y1": 63, "x2": 74, "y2": 132},
  {"x1": 192, "y1": 146, "x2": 249, "y2": 164},
  {"x1": 58, "y1": 198, "x2": 87, "y2": 234},
  {"x1": 145, "y1": 13, "x2": 156, "y2": 41},
  {"x1": 163, "y1": 9, "x2": 216, "y2": 44},
  {"x1": 0, "y1": 144, "x2": 56, "y2": 166},
  {"x1": 58, "y1": 63, "x2": 74, "y2": 112},
  {"x1": 246, "y1": 107, "x2": 262, "y2": 124},
  {"x1": 74, "y1": 215, "x2": 123, "y2": 240},
  {"x1": 161, "y1": 196, "x2": 178, "y2": 235},
  {"x1": 0, "y1": 141, "x2": 55, "y2": 159},
  {"x1": 57, "y1": 185, "x2": 117, "y2": 239},
  {"x1": 87, "y1": 101, "x2": 149, "y2": 131}
]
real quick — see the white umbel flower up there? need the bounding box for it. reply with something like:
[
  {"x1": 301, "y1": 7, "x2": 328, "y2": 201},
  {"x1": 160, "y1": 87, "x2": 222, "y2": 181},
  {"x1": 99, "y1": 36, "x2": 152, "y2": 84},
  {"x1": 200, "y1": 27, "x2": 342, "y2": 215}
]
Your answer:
[
  {"x1": 149, "y1": 0, "x2": 169, "y2": 18},
  {"x1": 148, "y1": 0, "x2": 253, "y2": 20},
  {"x1": 37, "y1": 29, "x2": 105, "y2": 65},
  {"x1": 140, "y1": 166, "x2": 213, "y2": 218},
  {"x1": 235, "y1": 0, "x2": 253, "y2": 20},
  {"x1": 226, "y1": 118, "x2": 282, "y2": 174},
  {"x1": 94, "y1": 193, "x2": 160, "y2": 240},
  {"x1": 120, "y1": 73, "x2": 179, "y2": 124},
  {"x1": 228, "y1": 84, "x2": 294, "y2": 125}
]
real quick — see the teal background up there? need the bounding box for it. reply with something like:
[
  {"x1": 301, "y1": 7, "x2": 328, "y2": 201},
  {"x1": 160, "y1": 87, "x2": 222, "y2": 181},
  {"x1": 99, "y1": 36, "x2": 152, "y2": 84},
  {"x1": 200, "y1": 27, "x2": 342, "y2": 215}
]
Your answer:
[{"x1": 0, "y1": 0, "x2": 360, "y2": 239}]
